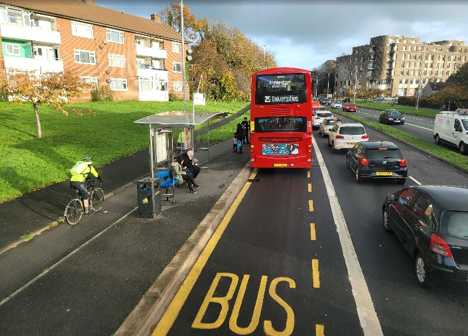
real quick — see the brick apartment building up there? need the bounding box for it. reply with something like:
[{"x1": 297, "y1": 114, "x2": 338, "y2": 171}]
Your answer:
[
  {"x1": 0, "y1": 0, "x2": 190, "y2": 101},
  {"x1": 335, "y1": 35, "x2": 468, "y2": 98}
]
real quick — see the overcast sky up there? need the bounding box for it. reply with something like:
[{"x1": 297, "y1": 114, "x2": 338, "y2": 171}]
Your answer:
[{"x1": 98, "y1": 0, "x2": 468, "y2": 70}]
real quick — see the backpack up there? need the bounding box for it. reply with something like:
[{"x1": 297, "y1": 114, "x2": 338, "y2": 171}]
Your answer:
[{"x1": 70, "y1": 161, "x2": 88, "y2": 177}]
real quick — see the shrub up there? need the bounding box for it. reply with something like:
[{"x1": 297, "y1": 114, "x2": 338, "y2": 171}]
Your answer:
[{"x1": 91, "y1": 86, "x2": 114, "y2": 102}]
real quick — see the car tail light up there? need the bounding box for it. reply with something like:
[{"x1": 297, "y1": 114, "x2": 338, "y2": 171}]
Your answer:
[
  {"x1": 400, "y1": 158, "x2": 407, "y2": 167},
  {"x1": 360, "y1": 157, "x2": 369, "y2": 166},
  {"x1": 336, "y1": 135, "x2": 344, "y2": 139},
  {"x1": 429, "y1": 234, "x2": 453, "y2": 257},
  {"x1": 361, "y1": 135, "x2": 369, "y2": 139}
]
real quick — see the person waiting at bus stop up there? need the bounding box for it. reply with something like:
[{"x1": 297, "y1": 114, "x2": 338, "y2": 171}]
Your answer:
[
  {"x1": 172, "y1": 156, "x2": 199, "y2": 193},
  {"x1": 70, "y1": 157, "x2": 103, "y2": 215},
  {"x1": 182, "y1": 149, "x2": 201, "y2": 179}
]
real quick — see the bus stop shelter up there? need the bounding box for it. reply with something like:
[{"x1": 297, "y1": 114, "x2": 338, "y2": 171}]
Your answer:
[{"x1": 134, "y1": 111, "x2": 228, "y2": 216}]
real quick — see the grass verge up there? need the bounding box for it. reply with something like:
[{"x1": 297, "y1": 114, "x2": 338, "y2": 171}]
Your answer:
[{"x1": 0, "y1": 100, "x2": 248, "y2": 203}]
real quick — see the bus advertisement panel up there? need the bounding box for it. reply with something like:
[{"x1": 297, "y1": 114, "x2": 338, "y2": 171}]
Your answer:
[{"x1": 250, "y1": 67, "x2": 313, "y2": 168}]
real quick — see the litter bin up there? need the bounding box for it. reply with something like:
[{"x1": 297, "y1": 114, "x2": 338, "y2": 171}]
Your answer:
[{"x1": 137, "y1": 177, "x2": 161, "y2": 218}]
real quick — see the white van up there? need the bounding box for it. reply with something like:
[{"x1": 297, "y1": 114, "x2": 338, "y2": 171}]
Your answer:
[{"x1": 433, "y1": 111, "x2": 468, "y2": 154}]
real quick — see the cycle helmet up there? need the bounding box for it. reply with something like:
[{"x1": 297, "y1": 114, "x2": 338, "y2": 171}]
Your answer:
[{"x1": 83, "y1": 157, "x2": 93, "y2": 163}]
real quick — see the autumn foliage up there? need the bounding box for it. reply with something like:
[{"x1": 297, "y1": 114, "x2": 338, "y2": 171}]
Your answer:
[
  {"x1": 159, "y1": 3, "x2": 277, "y2": 102},
  {"x1": 0, "y1": 70, "x2": 93, "y2": 138}
]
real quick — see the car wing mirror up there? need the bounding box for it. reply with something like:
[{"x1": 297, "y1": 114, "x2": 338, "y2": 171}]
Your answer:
[{"x1": 386, "y1": 194, "x2": 395, "y2": 201}]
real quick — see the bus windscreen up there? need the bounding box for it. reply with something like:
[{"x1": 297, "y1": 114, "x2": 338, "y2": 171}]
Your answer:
[
  {"x1": 255, "y1": 74, "x2": 307, "y2": 105},
  {"x1": 255, "y1": 117, "x2": 307, "y2": 133}
]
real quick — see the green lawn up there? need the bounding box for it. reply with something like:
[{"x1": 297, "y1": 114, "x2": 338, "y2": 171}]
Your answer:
[
  {"x1": 355, "y1": 101, "x2": 439, "y2": 117},
  {"x1": 0, "y1": 100, "x2": 248, "y2": 203}
]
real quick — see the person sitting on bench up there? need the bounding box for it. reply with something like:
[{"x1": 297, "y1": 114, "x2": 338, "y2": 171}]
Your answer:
[
  {"x1": 171, "y1": 157, "x2": 199, "y2": 193},
  {"x1": 182, "y1": 149, "x2": 201, "y2": 180}
]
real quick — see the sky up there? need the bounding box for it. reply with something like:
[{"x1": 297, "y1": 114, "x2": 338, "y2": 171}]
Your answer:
[{"x1": 98, "y1": 0, "x2": 468, "y2": 70}]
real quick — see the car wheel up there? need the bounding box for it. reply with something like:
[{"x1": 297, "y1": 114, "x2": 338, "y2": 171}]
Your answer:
[
  {"x1": 434, "y1": 134, "x2": 441, "y2": 145},
  {"x1": 459, "y1": 142, "x2": 467, "y2": 154},
  {"x1": 382, "y1": 208, "x2": 393, "y2": 232},
  {"x1": 355, "y1": 171, "x2": 362, "y2": 183},
  {"x1": 415, "y1": 253, "x2": 437, "y2": 289},
  {"x1": 401, "y1": 122, "x2": 405, "y2": 125}
]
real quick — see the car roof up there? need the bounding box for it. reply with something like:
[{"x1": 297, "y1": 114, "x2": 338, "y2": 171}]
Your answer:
[
  {"x1": 338, "y1": 122, "x2": 363, "y2": 127},
  {"x1": 361, "y1": 141, "x2": 399, "y2": 149},
  {"x1": 417, "y1": 186, "x2": 468, "y2": 211}
]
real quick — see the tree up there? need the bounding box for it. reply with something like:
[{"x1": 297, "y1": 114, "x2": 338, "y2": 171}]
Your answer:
[
  {"x1": 0, "y1": 70, "x2": 92, "y2": 139},
  {"x1": 447, "y1": 62, "x2": 468, "y2": 88},
  {"x1": 431, "y1": 85, "x2": 468, "y2": 110},
  {"x1": 158, "y1": 2, "x2": 207, "y2": 42}
]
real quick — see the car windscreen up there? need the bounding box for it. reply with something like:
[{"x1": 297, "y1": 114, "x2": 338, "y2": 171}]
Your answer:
[
  {"x1": 317, "y1": 112, "x2": 332, "y2": 117},
  {"x1": 365, "y1": 148, "x2": 403, "y2": 159},
  {"x1": 441, "y1": 211, "x2": 468, "y2": 239},
  {"x1": 255, "y1": 117, "x2": 307, "y2": 132},
  {"x1": 461, "y1": 119, "x2": 468, "y2": 130},
  {"x1": 387, "y1": 110, "x2": 402, "y2": 117},
  {"x1": 255, "y1": 73, "x2": 307, "y2": 105},
  {"x1": 339, "y1": 126, "x2": 365, "y2": 135}
]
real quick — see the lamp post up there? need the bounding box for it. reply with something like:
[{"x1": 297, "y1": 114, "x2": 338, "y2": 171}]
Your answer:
[
  {"x1": 263, "y1": 45, "x2": 266, "y2": 69},
  {"x1": 353, "y1": 71, "x2": 357, "y2": 104},
  {"x1": 326, "y1": 72, "x2": 330, "y2": 97},
  {"x1": 415, "y1": 47, "x2": 426, "y2": 110},
  {"x1": 180, "y1": 0, "x2": 186, "y2": 112}
]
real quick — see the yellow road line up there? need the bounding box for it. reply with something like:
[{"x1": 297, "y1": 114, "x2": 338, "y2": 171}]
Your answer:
[
  {"x1": 309, "y1": 200, "x2": 314, "y2": 212},
  {"x1": 316, "y1": 324, "x2": 325, "y2": 335},
  {"x1": 310, "y1": 223, "x2": 316, "y2": 241},
  {"x1": 307, "y1": 171, "x2": 311, "y2": 178},
  {"x1": 312, "y1": 259, "x2": 320, "y2": 288},
  {"x1": 152, "y1": 170, "x2": 258, "y2": 336},
  {"x1": 308, "y1": 183, "x2": 312, "y2": 193}
]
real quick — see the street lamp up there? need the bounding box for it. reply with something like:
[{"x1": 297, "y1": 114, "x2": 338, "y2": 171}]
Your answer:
[
  {"x1": 353, "y1": 71, "x2": 357, "y2": 104},
  {"x1": 415, "y1": 47, "x2": 426, "y2": 110},
  {"x1": 263, "y1": 45, "x2": 266, "y2": 69}
]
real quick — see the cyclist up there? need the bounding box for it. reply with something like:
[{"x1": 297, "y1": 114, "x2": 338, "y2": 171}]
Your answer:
[{"x1": 69, "y1": 157, "x2": 103, "y2": 215}]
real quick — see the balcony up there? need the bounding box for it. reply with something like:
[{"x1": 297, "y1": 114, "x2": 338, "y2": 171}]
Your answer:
[
  {"x1": 0, "y1": 23, "x2": 61, "y2": 44},
  {"x1": 137, "y1": 67, "x2": 167, "y2": 79},
  {"x1": 4, "y1": 57, "x2": 64, "y2": 74},
  {"x1": 135, "y1": 45, "x2": 167, "y2": 59}
]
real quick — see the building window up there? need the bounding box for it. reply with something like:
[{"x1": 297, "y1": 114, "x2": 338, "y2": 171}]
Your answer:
[
  {"x1": 139, "y1": 77, "x2": 153, "y2": 91},
  {"x1": 172, "y1": 42, "x2": 182, "y2": 53},
  {"x1": 72, "y1": 21, "x2": 93, "y2": 38},
  {"x1": 108, "y1": 54, "x2": 126, "y2": 68},
  {"x1": 173, "y1": 62, "x2": 182, "y2": 72},
  {"x1": 110, "y1": 78, "x2": 127, "y2": 91},
  {"x1": 5, "y1": 43, "x2": 21, "y2": 55},
  {"x1": 81, "y1": 76, "x2": 98, "y2": 89},
  {"x1": 106, "y1": 29, "x2": 124, "y2": 43},
  {"x1": 0, "y1": 6, "x2": 30, "y2": 27},
  {"x1": 74, "y1": 49, "x2": 96, "y2": 64},
  {"x1": 173, "y1": 81, "x2": 183, "y2": 92}
]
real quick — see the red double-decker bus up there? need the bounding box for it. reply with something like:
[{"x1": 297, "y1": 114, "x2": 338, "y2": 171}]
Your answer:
[{"x1": 249, "y1": 67, "x2": 313, "y2": 168}]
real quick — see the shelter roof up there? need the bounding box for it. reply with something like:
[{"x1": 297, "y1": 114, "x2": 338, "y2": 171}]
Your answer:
[{"x1": 134, "y1": 111, "x2": 228, "y2": 128}]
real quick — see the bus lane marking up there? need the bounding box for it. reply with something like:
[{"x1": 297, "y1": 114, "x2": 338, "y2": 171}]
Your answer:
[
  {"x1": 153, "y1": 172, "x2": 256, "y2": 336},
  {"x1": 312, "y1": 137, "x2": 384, "y2": 336},
  {"x1": 310, "y1": 223, "x2": 316, "y2": 241},
  {"x1": 312, "y1": 259, "x2": 320, "y2": 288}
]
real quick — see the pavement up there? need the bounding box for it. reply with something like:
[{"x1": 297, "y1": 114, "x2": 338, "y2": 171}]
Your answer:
[{"x1": 0, "y1": 109, "x2": 252, "y2": 335}]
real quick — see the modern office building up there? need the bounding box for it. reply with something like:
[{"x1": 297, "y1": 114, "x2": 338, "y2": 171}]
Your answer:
[
  {"x1": 0, "y1": 0, "x2": 189, "y2": 101},
  {"x1": 335, "y1": 35, "x2": 468, "y2": 97}
]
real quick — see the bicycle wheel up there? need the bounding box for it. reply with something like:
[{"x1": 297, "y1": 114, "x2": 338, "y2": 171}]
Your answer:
[
  {"x1": 90, "y1": 187, "x2": 105, "y2": 212},
  {"x1": 65, "y1": 198, "x2": 83, "y2": 225}
]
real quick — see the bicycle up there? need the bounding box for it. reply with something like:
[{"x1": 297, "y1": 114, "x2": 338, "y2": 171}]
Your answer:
[{"x1": 64, "y1": 178, "x2": 105, "y2": 225}]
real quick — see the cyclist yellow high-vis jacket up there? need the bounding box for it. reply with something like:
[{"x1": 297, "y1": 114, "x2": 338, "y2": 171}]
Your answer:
[{"x1": 70, "y1": 161, "x2": 99, "y2": 182}]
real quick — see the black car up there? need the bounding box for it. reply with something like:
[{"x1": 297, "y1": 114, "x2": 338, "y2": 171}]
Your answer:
[
  {"x1": 379, "y1": 109, "x2": 405, "y2": 125},
  {"x1": 382, "y1": 185, "x2": 468, "y2": 288},
  {"x1": 346, "y1": 141, "x2": 407, "y2": 184}
]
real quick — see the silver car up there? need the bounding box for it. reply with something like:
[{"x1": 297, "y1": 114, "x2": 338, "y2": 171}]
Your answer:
[
  {"x1": 318, "y1": 118, "x2": 340, "y2": 138},
  {"x1": 331, "y1": 101, "x2": 343, "y2": 109}
]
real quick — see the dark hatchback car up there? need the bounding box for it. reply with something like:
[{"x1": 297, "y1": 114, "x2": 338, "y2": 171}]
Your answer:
[
  {"x1": 379, "y1": 109, "x2": 405, "y2": 125},
  {"x1": 346, "y1": 141, "x2": 407, "y2": 184},
  {"x1": 382, "y1": 185, "x2": 468, "y2": 288}
]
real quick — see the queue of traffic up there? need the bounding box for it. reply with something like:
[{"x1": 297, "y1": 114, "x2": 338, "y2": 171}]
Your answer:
[{"x1": 312, "y1": 101, "x2": 468, "y2": 290}]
